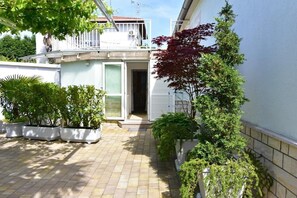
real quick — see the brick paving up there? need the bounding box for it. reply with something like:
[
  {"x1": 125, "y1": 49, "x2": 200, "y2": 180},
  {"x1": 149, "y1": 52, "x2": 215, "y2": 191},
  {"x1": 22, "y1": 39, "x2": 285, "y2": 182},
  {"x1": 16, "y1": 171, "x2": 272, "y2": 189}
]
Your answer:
[{"x1": 0, "y1": 125, "x2": 180, "y2": 198}]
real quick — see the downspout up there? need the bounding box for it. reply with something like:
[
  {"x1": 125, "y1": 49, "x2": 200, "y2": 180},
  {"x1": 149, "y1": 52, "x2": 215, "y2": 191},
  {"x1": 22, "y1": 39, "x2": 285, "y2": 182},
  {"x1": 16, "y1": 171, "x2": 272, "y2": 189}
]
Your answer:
[{"x1": 93, "y1": 0, "x2": 119, "y2": 31}]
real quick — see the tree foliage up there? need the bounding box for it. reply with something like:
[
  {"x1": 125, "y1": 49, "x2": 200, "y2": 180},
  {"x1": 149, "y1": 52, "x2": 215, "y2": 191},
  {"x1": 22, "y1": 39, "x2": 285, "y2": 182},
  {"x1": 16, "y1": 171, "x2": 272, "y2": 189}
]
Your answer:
[
  {"x1": 194, "y1": 1, "x2": 246, "y2": 164},
  {"x1": 152, "y1": 24, "x2": 216, "y2": 118},
  {"x1": 180, "y1": 2, "x2": 272, "y2": 197},
  {"x1": 0, "y1": 0, "x2": 112, "y2": 39},
  {"x1": 0, "y1": 35, "x2": 35, "y2": 61}
]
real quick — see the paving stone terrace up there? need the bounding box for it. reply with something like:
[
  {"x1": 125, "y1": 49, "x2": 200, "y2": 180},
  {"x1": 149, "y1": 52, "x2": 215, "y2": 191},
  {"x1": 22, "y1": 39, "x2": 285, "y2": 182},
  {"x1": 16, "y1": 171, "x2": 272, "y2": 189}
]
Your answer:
[{"x1": 0, "y1": 125, "x2": 180, "y2": 198}]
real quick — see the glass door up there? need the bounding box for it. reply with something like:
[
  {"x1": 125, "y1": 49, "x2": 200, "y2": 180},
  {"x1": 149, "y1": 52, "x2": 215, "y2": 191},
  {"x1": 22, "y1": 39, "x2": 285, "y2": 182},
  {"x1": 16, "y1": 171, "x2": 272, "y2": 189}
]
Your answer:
[{"x1": 104, "y1": 63, "x2": 124, "y2": 119}]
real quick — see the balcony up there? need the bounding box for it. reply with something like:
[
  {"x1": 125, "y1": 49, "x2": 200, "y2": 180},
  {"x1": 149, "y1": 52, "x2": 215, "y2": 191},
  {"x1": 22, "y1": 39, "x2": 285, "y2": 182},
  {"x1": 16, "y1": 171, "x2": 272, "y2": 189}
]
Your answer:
[{"x1": 51, "y1": 19, "x2": 151, "y2": 51}]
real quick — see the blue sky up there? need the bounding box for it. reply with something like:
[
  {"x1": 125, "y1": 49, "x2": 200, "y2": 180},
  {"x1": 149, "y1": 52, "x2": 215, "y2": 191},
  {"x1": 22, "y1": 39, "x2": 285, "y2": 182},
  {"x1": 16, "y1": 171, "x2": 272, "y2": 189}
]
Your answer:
[
  {"x1": 108, "y1": 0, "x2": 183, "y2": 38},
  {"x1": 2, "y1": 1, "x2": 183, "y2": 40}
]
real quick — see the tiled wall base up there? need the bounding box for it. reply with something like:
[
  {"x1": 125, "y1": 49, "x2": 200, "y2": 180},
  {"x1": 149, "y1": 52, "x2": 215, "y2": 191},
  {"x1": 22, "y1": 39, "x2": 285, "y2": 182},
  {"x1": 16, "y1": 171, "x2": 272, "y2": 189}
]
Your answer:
[{"x1": 241, "y1": 121, "x2": 297, "y2": 198}]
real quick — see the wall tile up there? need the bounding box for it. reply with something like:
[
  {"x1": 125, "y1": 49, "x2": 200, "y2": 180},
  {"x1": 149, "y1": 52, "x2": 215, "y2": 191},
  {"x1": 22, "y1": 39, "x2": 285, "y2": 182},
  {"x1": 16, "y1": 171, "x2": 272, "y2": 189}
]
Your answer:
[
  {"x1": 288, "y1": 145, "x2": 297, "y2": 160},
  {"x1": 254, "y1": 140, "x2": 273, "y2": 161},
  {"x1": 283, "y1": 155, "x2": 297, "y2": 177},
  {"x1": 245, "y1": 126, "x2": 251, "y2": 136},
  {"x1": 267, "y1": 191, "x2": 278, "y2": 198},
  {"x1": 265, "y1": 160, "x2": 297, "y2": 195},
  {"x1": 251, "y1": 129, "x2": 261, "y2": 141},
  {"x1": 268, "y1": 137, "x2": 281, "y2": 150},
  {"x1": 281, "y1": 142, "x2": 289, "y2": 155},
  {"x1": 262, "y1": 134, "x2": 268, "y2": 144},
  {"x1": 273, "y1": 150, "x2": 283, "y2": 168},
  {"x1": 276, "y1": 182, "x2": 286, "y2": 198},
  {"x1": 286, "y1": 190, "x2": 297, "y2": 198}
]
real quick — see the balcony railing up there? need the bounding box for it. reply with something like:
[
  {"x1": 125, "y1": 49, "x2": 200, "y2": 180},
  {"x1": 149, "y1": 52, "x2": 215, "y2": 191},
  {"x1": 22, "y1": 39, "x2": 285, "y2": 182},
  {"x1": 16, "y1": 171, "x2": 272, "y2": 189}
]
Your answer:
[{"x1": 52, "y1": 20, "x2": 152, "y2": 51}]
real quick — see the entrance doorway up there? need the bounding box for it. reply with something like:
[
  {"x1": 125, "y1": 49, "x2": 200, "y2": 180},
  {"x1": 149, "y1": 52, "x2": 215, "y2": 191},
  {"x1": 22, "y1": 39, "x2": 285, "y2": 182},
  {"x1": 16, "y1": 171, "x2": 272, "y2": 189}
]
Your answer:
[{"x1": 132, "y1": 70, "x2": 147, "y2": 114}]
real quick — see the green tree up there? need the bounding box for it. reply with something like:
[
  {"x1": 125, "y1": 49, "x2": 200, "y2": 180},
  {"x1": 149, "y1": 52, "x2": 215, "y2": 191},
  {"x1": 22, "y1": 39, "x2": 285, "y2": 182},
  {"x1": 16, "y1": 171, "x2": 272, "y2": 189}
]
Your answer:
[
  {"x1": 0, "y1": 0, "x2": 112, "y2": 39},
  {"x1": 194, "y1": 0, "x2": 246, "y2": 165},
  {"x1": 179, "y1": 2, "x2": 272, "y2": 197},
  {"x1": 0, "y1": 35, "x2": 35, "y2": 61}
]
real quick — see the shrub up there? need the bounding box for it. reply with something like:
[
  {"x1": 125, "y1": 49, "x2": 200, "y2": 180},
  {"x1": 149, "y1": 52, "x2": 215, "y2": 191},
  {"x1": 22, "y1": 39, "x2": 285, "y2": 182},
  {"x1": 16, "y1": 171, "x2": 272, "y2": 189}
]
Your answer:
[
  {"x1": 15, "y1": 82, "x2": 65, "y2": 126},
  {"x1": 0, "y1": 74, "x2": 41, "y2": 122},
  {"x1": 61, "y1": 85, "x2": 105, "y2": 129},
  {"x1": 152, "y1": 112, "x2": 198, "y2": 160}
]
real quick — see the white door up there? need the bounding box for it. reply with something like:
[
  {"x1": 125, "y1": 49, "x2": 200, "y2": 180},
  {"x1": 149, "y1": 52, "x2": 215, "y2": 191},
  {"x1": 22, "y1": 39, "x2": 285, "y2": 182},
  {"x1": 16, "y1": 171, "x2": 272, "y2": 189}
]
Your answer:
[{"x1": 103, "y1": 62, "x2": 124, "y2": 120}]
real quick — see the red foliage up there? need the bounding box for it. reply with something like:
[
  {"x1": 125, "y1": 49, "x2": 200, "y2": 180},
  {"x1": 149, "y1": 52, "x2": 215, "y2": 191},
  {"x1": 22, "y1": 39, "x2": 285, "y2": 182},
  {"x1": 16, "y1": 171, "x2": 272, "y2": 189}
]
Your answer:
[{"x1": 152, "y1": 24, "x2": 216, "y2": 92}]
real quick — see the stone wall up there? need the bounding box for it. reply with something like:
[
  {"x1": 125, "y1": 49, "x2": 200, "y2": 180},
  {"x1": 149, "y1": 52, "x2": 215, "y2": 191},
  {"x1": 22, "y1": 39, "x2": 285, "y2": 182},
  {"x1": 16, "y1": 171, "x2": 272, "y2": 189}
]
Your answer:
[{"x1": 241, "y1": 121, "x2": 297, "y2": 198}]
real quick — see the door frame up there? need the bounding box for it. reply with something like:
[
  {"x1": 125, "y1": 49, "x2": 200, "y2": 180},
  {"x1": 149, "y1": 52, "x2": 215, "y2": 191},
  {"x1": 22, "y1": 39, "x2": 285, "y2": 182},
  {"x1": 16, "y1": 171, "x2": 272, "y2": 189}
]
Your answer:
[
  {"x1": 125, "y1": 61, "x2": 149, "y2": 120},
  {"x1": 103, "y1": 62, "x2": 125, "y2": 120}
]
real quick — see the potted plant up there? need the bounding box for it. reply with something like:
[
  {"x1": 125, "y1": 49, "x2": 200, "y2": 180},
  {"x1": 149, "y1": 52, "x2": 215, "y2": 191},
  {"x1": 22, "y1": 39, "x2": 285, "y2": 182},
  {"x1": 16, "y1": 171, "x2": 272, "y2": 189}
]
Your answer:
[
  {"x1": 179, "y1": 2, "x2": 273, "y2": 198},
  {"x1": 60, "y1": 85, "x2": 105, "y2": 144},
  {"x1": 21, "y1": 82, "x2": 64, "y2": 141},
  {"x1": 0, "y1": 75, "x2": 41, "y2": 137},
  {"x1": 151, "y1": 112, "x2": 198, "y2": 168}
]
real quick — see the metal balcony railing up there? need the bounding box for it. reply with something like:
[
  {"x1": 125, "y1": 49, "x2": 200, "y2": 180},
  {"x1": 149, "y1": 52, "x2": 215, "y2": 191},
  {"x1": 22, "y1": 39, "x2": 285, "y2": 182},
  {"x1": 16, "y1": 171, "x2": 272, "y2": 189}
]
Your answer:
[{"x1": 51, "y1": 20, "x2": 152, "y2": 51}]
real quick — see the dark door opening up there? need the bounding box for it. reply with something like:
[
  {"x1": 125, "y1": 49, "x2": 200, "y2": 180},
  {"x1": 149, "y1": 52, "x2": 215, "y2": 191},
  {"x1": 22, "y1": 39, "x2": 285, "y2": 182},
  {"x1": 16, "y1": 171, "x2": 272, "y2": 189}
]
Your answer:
[{"x1": 132, "y1": 70, "x2": 147, "y2": 113}]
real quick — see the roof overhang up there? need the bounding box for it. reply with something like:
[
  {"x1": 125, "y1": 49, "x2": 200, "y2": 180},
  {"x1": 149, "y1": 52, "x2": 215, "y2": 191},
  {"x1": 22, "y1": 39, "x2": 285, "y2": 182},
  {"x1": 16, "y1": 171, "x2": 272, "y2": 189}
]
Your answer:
[
  {"x1": 21, "y1": 49, "x2": 152, "y2": 63},
  {"x1": 174, "y1": 0, "x2": 198, "y2": 32}
]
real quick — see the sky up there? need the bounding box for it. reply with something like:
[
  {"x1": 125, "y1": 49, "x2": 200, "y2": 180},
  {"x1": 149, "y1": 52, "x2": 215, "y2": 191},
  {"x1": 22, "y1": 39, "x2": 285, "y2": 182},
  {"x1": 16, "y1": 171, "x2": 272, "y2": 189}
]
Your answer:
[
  {"x1": 1, "y1": 0, "x2": 183, "y2": 40},
  {"x1": 107, "y1": 0, "x2": 183, "y2": 39}
]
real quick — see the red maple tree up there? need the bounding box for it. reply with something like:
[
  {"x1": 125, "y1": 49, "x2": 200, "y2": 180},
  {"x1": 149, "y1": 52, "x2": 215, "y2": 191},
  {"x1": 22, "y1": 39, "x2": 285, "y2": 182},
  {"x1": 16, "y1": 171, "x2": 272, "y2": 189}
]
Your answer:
[{"x1": 152, "y1": 23, "x2": 216, "y2": 118}]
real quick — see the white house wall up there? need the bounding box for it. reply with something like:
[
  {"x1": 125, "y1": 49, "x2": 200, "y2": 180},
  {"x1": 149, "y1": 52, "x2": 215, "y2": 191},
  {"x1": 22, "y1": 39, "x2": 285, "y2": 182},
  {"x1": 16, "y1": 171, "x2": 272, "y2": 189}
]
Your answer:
[
  {"x1": 60, "y1": 60, "x2": 102, "y2": 88},
  {"x1": 186, "y1": 0, "x2": 297, "y2": 141},
  {"x1": 149, "y1": 59, "x2": 173, "y2": 121},
  {"x1": 0, "y1": 62, "x2": 60, "y2": 83}
]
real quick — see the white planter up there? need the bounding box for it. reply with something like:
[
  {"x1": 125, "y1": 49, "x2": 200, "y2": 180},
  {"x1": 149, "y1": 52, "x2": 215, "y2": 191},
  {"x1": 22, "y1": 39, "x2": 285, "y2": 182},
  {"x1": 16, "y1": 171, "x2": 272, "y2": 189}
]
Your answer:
[
  {"x1": 0, "y1": 120, "x2": 5, "y2": 133},
  {"x1": 60, "y1": 127, "x2": 101, "y2": 144},
  {"x1": 175, "y1": 139, "x2": 198, "y2": 170},
  {"x1": 22, "y1": 126, "x2": 60, "y2": 141},
  {"x1": 198, "y1": 168, "x2": 245, "y2": 198},
  {"x1": 5, "y1": 122, "x2": 25, "y2": 137}
]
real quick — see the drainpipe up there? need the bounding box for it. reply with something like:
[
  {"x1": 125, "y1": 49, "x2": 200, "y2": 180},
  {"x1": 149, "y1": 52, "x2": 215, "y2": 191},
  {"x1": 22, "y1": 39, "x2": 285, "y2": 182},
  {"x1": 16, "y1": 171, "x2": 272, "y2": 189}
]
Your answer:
[{"x1": 93, "y1": 0, "x2": 119, "y2": 31}]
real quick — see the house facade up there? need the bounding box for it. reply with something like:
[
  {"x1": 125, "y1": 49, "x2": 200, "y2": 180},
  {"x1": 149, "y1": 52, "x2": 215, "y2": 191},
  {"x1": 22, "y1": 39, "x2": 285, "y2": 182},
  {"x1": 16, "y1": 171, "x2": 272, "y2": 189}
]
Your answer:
[
  {"x1": 34, "y1": 17, "x2": 173, "y2": 122},
  {"x1": 175, "y1": 0, "x2": 297, "y2": 197}
]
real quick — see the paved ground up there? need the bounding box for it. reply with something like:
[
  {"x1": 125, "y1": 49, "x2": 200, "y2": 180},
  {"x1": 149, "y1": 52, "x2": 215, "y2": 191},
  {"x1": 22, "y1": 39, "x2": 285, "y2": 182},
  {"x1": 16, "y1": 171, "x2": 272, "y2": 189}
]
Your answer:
[{"x1": 0, "y1": 125, "x2": 180, "y2": 198}]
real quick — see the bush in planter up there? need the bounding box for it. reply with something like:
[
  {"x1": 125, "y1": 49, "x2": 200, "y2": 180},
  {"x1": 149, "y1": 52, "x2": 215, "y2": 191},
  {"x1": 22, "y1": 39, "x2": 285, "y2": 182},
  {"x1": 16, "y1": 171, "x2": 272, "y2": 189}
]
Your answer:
[
  {"x1": 179, "y1": 2, "x2": 272, "y2": 198},
  {"x1": 151, "y1": 112, "x2": 198, "y2": 160},
  {"x1": 61, "y1": 85, "x2": 105, "y2": 129},
  {"x1": 17, "y1": 82, "x2": 65, "y2": 141},
  {"x1": 0, "y1": 74, "x2": 41, "y2": 123},
  {"x1": 19, "y1": 82, "x2": 65, "y2": 127},
  {"x1": 0, "y1": 75, "x2": 41, "y2": 137},
  {"x1": 59, "y1": 85, "x2": 105, "y2": 143}
]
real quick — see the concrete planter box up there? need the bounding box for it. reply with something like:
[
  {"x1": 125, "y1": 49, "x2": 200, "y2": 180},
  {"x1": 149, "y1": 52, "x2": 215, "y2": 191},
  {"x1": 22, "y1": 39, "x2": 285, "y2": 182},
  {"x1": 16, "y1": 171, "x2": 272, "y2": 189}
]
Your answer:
[
  {"x1": 60, "y1": 127, "x2": 101, "y2": 144},
  {"x1": 0, "y1": 120, "x2": 5, "y2": 134},
  {"x1": 5, "y1": 122, "x2": 25, "y2": 137},
  {"x1": 22, "y1": 126, "x2": 60, "y2": 141},
  {"x1": 175, "y1": 139, "x2": 199, "y2": 170}
]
